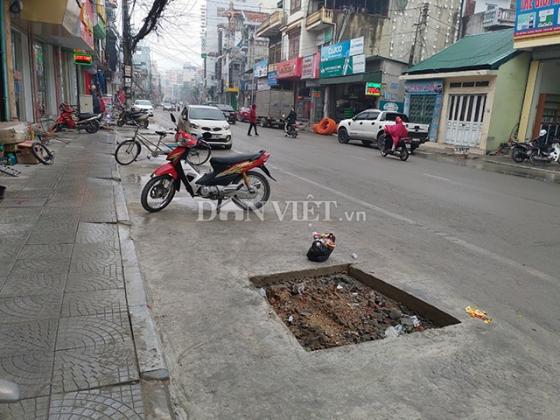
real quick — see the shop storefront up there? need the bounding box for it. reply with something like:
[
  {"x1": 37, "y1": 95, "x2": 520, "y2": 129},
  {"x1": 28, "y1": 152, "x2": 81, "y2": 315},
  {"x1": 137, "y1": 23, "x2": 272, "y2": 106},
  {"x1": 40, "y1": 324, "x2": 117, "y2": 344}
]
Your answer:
[
  {"x1": 515, "y1": 0, "x2": 560, "y2": 143},
  {"x1": 275, "y1": 56, "x2": 303, "y2": 104},
  {"x1": 10, "y1": 29, "x2": 33, "y2": 122},
  {"x1": 300, "y1": 53, "x2": 320, "y2": 122},
  {"x1": 403, "y1": 80, "x2": 444, "y2": 142}
]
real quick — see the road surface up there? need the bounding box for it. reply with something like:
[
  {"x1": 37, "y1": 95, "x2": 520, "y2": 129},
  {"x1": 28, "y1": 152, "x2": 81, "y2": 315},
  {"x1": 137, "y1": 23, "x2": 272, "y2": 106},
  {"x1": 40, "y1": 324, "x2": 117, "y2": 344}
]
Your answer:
[{"x1": 118, "y1": 109, "x2": 560, "y2": 419}]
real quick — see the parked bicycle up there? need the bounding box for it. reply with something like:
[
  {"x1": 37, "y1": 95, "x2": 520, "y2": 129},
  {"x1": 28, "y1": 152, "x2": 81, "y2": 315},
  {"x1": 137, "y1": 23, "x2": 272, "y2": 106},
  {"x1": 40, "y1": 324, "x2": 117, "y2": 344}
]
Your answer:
[{"x1": 114, "y1": 125, "x2": 212, "y2": 166}]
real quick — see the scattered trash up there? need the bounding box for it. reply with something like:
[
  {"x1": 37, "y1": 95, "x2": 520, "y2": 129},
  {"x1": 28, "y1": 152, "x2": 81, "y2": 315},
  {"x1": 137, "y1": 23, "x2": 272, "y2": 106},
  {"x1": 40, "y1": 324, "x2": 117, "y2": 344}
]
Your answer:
[
  {"x1": 287, "y1": 315, "x2": 294, "y2": 323},
  {"x1": 465, "y1": 305, "x2": 492, "y2": 324},
  {"x1": 307, "y1": 232, "x2": 336, "y2": 262},
  {"x1": 410, "y1": 315, "x2": 421, "y2": 328},
  {"x1": 351, "y1": 253, "x2": 358, "y2": 260},
  {"x1": 336, "y1": 284, "x2": 344, "y2": 290},
  {"x1": 258, "y1": 288, "x2": 267, "y2": 297},
  {"x1": 385, "y1": 325, "x2": 404, "y2": 338}
]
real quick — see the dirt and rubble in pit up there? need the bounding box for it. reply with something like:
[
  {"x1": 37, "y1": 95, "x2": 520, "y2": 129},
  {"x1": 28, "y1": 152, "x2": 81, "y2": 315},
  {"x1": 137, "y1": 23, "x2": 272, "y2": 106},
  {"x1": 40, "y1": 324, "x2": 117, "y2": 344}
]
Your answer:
[{"x1": 264, "y1": 273, "x2": 436, "y2": 351}]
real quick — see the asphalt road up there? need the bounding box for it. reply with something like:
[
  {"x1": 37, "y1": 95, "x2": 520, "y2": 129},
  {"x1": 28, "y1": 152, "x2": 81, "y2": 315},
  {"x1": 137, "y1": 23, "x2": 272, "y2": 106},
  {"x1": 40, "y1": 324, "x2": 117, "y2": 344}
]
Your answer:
[{"x1": 119, "y1": 109, "x2": 560, "y2": 419}]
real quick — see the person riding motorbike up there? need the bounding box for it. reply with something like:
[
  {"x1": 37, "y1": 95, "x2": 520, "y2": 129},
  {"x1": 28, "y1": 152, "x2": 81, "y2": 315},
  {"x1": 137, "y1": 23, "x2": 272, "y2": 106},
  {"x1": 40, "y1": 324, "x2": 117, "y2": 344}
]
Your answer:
[
  {"x1": 384, "y1": 116, "x2": 409, "y2": 152},
  {"x1": 285, "y1": 107, "x2": 297, "y2": 134}
]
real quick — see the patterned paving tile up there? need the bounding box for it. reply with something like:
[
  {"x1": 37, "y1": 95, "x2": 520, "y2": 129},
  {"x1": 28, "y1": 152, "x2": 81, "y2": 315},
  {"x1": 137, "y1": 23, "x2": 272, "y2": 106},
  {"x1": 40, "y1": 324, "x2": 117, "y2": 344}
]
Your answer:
[
  {"x1": 0, "y1": 294, "x2": 62, "y2": 324},
  {"x1": 26, "y1": 227, "x2": 78, "y2": 245},
  {"x1": 10, "y1": 257, "x2": 71, "y2": 275},
  {"x1": 0, "y1": 319, "x2": 58, "y2": 355},
  {"x1": 52, "y1": 342, "x2": 139, "y2": 393},
  {"x1": 75, "y1": 223, "x2": 119, "y2": 245},
  {"x1": 57, "y1": 311, "x2": 133, "y2": 351},
  {"x1": 0, "y1": 272, "x2": 67, "y2": 297},
  {"x1": 61, "y1": 289, "x2": 127, "y2": 317},
  {"x1": 0, "y1": 223, "x2": 34, "y2": 236},
  {"x1": 17, "y1": 244, "x2": 74, "y2": 259},
  {"x1": 49, "y1": 384, "x2": 144, "y2": 419},
  {"x1": 0, "y1": 351, "x2": 54, "y2": 398},
  {"x1": 0, "y1": 396, "x2": 49, "y2": 420},
  {"x1": 79, "y1": 210, "x2": 117, "y2": 224},
  {"x1": 71, "y1": 244, "x2": 120, "y2": 262},
  {"x1": 0, "y1": 198, "x2": 48, "y2": 208},
  {"x1": 64, "y1": 272, "x2": 124, "y2": 292},
  {"x1": 69, "y1": 259, "x2": 122, "y2": 277}
]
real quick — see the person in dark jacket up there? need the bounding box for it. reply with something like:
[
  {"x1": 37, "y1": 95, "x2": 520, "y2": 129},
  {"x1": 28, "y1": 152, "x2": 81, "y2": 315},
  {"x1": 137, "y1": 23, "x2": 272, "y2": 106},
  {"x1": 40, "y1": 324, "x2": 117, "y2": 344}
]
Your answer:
[
  {"x1": 285, "y1": 106, "x2": 297, "y2": 134},
  {"x1": 91, "y1": 85, "x2": 101, "y2": 114},
  {"x1": 247, "y1": 104, "x2": 258, "y2": 136}
]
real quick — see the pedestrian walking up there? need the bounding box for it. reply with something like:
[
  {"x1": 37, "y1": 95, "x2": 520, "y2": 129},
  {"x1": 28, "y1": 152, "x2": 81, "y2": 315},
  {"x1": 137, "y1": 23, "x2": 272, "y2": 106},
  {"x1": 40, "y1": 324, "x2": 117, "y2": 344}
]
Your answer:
[{"x1": 247, "y1": 104, "x2": 258, "y2": 136}]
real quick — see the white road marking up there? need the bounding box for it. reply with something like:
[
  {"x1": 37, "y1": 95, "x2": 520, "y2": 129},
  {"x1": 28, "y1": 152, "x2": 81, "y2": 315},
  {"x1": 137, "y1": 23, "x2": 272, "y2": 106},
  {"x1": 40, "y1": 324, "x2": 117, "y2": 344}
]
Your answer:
[{"x1": 423, "y1": 173, "x2": 453, "y2": 182}]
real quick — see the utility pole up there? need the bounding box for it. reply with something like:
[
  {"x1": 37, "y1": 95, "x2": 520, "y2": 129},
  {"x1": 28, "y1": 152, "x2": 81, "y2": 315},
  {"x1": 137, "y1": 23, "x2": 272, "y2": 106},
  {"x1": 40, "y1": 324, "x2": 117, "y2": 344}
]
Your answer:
[
  {"x1": 122, "y1": 0, "x2": 132, "y2": 105},
  {"x1": 409, "y1": 3, "x2": 429, "y2": 66}
]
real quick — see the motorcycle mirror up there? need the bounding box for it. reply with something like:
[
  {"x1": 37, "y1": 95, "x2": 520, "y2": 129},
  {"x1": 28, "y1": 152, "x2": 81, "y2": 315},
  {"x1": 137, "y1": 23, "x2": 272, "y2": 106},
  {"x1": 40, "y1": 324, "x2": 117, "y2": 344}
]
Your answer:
[
  {"x1": 0, "y1": 379, "x2": 20, "y2": 403},
  {"x1": 170, "y1": 113, "x2": 176, "y2": 123}
]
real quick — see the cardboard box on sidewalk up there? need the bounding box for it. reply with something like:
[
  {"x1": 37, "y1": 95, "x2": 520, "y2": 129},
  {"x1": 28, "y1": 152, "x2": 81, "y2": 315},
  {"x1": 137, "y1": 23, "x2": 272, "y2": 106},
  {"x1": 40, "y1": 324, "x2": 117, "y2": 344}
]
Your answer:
[{"x1": 15, "y1": 141, "x2": 38, "y2": 165}]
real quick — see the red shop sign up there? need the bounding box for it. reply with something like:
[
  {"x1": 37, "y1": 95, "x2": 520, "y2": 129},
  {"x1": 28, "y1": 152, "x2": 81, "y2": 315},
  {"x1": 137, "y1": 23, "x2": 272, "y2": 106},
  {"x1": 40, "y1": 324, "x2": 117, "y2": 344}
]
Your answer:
[{"x1": 276, "y1": 57, "x2": 302, "y2": 79}]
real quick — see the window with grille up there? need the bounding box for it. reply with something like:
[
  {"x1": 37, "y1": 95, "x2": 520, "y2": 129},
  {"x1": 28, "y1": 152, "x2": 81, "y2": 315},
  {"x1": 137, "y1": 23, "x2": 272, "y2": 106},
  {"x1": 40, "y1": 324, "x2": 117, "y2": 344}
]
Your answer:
[{"x1": 288, "y1": 32, "x2": 300, "y2": 59}]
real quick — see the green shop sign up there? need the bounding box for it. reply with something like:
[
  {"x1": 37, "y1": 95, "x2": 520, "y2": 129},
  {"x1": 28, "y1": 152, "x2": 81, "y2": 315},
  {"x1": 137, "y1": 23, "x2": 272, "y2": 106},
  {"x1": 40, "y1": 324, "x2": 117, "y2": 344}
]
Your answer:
[{"x1": 319, "y1": 54, "x2": 365, "y2": 79}]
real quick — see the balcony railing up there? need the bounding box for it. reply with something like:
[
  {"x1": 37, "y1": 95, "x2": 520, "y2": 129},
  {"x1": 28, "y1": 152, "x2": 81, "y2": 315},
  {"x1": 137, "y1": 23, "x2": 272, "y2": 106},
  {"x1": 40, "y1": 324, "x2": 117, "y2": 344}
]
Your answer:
[
  {"x1": 306, "y1": 7, "x2": 334, "y2": 31},
  {"x1": 483, "y1": 8, "x2": 515, "y2": 29},
  {"x1": 256, "y1": 10, "x2": 286, "y2": 38}
]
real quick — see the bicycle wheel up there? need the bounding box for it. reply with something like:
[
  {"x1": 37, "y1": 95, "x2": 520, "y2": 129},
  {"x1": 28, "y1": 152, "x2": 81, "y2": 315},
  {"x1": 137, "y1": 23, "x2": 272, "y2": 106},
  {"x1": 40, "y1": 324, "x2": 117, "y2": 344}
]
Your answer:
[
  {"x1": 31, "y1": 142, "x2": 54, "y2": 165},
  {"x1": 115, "y1": 140, "x2": 141, "y2": 165},
  {"x1": 186, "y1": 145, "x2": 211, "y2": 166}
]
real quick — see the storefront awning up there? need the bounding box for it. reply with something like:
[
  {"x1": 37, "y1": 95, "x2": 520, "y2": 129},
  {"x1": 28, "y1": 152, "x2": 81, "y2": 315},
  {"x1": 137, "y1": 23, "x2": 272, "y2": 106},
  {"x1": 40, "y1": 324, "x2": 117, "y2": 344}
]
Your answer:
[{"x1": 319, "y1": 71, "x2": 381, "y2": 85}]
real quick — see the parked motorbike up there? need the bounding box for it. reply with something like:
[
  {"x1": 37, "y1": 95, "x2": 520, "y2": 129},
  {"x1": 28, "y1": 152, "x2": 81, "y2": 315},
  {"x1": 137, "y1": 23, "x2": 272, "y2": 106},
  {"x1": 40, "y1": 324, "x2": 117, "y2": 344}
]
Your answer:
[
  {"x1": 511, "y1": 139, "x2": 536, "y2": 163},
  {"x1": 380, "y1": 134, "x2": 409, "y2": 161},
  {"x1": 141, "y1": 113, "x2": 275, "y2": 213},
  {"x1": 529, "y1": 138, "x2": 560, "y2": 165},
  {"x1": 117, "y1": 107, "x2": 150, "y2": 128},
  {"x1": 52, "y1": 103, "x2": 100, "y2": 134}
]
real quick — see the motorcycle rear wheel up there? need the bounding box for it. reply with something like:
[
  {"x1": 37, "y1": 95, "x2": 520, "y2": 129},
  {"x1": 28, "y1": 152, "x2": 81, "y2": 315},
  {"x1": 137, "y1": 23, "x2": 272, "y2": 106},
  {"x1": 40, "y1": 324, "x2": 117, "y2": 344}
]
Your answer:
[
  {"x1": 232, "y1": 171, "x2": 270, "y2": 211},
  {"x1": 85, "y1": 121, "x2": 99, "y2": 134},
  {"x1": 141, "y1": 175, "x2": 176, "y2": 212}
]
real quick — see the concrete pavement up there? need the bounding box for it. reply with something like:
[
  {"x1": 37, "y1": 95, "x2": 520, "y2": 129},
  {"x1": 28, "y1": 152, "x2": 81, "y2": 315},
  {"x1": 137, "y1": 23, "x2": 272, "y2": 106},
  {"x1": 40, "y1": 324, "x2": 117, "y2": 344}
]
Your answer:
[
  {"x1": 0, "y1": 130, "x2": 170, "y2": 419},
  {"x1": 117, "y1": 111, "x2": 560, "y2": 419}
]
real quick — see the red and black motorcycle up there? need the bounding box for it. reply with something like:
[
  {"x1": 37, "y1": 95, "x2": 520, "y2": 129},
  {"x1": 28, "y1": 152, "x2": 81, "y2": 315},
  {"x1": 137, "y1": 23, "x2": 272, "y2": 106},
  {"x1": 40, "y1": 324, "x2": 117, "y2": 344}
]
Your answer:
[
  {"x1": 141, "y1": 113, "x2": 275, "y2": 213},
  {"x1": 52, "y1": 103, "x2": 101, "y2": 134}
]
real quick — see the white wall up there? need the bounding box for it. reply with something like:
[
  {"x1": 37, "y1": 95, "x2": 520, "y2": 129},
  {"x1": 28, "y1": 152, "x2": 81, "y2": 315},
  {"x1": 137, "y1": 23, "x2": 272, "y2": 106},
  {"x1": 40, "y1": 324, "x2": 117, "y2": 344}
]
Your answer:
[{"x1": 473, "y1": 0, "x2": 511, "y2": 14}]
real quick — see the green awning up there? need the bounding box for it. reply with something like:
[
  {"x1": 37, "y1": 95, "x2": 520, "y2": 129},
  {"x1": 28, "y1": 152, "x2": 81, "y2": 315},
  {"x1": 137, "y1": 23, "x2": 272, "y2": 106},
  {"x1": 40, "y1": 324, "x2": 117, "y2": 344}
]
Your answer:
[
  {"x1": 94, "y1": 22, "x2": 106, "y2": 39},
  {"x1": 407, "y1": 29, "x2": 517, "y2": 75}
]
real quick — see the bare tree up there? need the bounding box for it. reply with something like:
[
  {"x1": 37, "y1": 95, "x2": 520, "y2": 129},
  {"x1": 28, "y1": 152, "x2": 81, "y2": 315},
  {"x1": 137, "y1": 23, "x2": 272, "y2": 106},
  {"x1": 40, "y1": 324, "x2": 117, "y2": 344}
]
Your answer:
[{"x1": 129, "y1": 0, "x2": 175, "y2": 52}]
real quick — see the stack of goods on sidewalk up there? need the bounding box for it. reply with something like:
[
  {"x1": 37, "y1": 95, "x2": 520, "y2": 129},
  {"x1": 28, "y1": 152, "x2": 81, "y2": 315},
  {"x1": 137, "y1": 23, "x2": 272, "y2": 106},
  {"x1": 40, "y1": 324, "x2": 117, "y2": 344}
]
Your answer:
[{"x1": 0, "y1": 122, "x2": 33, "y2": 165}]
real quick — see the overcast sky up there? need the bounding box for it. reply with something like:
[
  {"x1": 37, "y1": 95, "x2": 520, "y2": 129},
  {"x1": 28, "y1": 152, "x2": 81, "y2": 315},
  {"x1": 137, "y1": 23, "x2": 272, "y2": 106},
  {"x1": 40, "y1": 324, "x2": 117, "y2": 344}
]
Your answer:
[{"x1": 131, "y1": 0, "x2": 203, "y2": 72}]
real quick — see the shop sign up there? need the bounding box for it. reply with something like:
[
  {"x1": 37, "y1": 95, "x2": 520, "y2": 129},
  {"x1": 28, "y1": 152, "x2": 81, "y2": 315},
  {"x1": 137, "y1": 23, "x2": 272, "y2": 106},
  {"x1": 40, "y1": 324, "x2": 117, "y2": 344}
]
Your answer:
[
  {"x1": 404, "y1": 80, "x2": 443, "y2": 94},
  {"x1": 257, "y1": 78, "x2": 270, "y2": 91},
  {"x1": 301, "y1": 53, "x2": 320, "y2": 79},
  {"x1": 514, "y1": 0, "x2": 560, "y2": 39},
  {"x1": 73, "y1": 50, "x2": 93, "y2": 65},
  {"x1": 80, "y1": 1, "x2": 95, "y2": 50},
  {"x1": 365, "y1": 82, "x2": 382, "y2": 96},
  {"x1": 319, "y1": 54, "x2": 366, "y2": 78},
  {"x1": 276, "y1": 57, "x2": 302, "y2": 79},
  {"x1": 267, "y1": 71, "x2": 278, "y2": 86},
  {"x1": 253, "y1": 59, "x2": 268, "y2": 78},
  {"x1": 97, "y1": 1, "x2": 107, "y2": 23},
  {"x1": 379, "y1": 101, "x2": 404, "y2": 113},
  {"x1": 124, "y1": 65, "x2": 132, "y2": 77},
  {"x1": 225, "y1": 87, "x2": 240, "y2": 93},
  {"x1": 320, "y1": 36, "x2": 364, "y2": 62}
]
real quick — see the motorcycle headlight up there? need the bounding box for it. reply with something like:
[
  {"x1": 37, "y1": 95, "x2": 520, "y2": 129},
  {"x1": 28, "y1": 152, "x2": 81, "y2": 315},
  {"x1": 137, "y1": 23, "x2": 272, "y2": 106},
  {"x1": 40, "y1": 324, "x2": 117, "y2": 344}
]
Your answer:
[
  {"x1": 190, "y1": 123, "x2": 200, "y2": 129},
  {"x1": 224, "y1": 124, "x2": 230, "y2": 130}
]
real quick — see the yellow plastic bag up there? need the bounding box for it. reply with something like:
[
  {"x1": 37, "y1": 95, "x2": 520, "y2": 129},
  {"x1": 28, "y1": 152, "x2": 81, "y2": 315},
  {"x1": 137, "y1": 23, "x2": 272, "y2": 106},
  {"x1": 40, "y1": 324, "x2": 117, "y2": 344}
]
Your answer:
[{"x1": 465, "y1": 306, "x2": 492, "y2": 324}]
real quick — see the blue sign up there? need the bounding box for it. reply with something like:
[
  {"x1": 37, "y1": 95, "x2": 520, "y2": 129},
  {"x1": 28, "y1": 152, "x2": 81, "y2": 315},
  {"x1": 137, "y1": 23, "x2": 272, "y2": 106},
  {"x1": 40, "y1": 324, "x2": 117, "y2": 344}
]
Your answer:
[
  {"x1": 515, "y1": 0, "x2": 560, "y2": 39},
  {"x1": 321, "y1": 40, "x2": 350, "y2": 62},
  {"x1": 267, "y1": 71, "x2": 278, "y2": 86},
  {"x1": 253, "y1": 59, "x2": 268, "y2": 78}
]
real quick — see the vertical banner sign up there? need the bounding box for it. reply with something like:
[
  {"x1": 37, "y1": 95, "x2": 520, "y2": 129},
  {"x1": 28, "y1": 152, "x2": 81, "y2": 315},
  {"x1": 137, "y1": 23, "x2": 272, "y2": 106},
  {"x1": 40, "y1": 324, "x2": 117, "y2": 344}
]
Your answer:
[{"x1": 515, "y1": 0, "x2": 560, "y2": 38}]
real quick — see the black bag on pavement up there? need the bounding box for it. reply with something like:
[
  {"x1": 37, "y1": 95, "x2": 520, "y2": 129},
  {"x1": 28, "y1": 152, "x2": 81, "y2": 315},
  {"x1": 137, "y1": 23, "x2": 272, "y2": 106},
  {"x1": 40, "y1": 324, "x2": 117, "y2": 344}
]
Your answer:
[{"x1": 307, "y1": 233, "x2": 336, "y2": 262}]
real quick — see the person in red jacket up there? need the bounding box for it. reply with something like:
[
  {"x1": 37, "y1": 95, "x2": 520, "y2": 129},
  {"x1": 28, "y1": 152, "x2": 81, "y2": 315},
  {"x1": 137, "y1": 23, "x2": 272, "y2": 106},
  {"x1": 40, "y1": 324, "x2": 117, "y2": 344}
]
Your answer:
[
  {"x1": 385, "y1": 116, "x2": 408, "y2": 151},
  {"x1": 247, "y1": 104, "x2": 258, "y2": 136}
]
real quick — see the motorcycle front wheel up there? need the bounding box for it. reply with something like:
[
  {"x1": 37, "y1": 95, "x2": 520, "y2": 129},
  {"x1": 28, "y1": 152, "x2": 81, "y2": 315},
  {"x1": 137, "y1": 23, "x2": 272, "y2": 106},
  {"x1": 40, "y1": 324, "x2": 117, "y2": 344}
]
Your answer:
[
  {"x1": 141, "y1": 175, "x2": 176, "y2": 212},
  {"x1": 511, "y1": 147, "x2": 526, "y2": 163},
  {"x1": 399, "y1": 146, "x2": 409, "y2": 161},
  {"x1": 232, "y1": 171, "x2": 270, "y2": 211}
]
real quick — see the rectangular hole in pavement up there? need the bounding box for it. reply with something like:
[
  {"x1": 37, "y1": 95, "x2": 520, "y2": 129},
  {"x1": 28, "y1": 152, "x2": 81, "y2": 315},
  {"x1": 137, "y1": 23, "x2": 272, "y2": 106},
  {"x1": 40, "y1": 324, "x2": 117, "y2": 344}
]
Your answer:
[{"x1": 250, "y1": 264, "x2": 460, "y2": 351}]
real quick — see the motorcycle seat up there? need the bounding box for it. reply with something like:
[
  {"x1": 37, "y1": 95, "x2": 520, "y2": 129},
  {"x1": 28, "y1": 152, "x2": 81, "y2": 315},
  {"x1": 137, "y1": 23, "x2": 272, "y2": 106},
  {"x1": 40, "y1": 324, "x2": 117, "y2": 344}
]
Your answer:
[
  {"x1": 210, "y1": 153, "x2": 261, "y2": 166},
  {"x1": 79, "y1": 113, "x2": 98, "y2": 119},
  {"x1": 155, "y1": 130, "x2": 168, "y2": 136}
]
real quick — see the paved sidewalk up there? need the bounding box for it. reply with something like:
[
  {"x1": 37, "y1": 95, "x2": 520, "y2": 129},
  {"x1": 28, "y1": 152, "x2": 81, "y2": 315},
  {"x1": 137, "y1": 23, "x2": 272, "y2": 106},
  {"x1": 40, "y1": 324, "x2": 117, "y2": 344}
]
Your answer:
[{"x1": 0, "y1": 131, "x2": 165, "y2": 419}]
